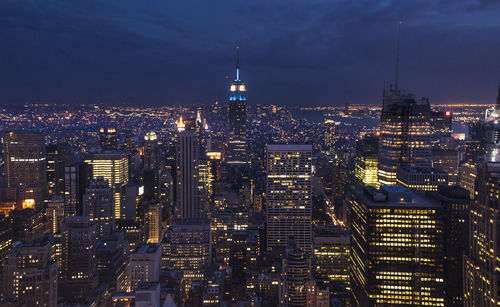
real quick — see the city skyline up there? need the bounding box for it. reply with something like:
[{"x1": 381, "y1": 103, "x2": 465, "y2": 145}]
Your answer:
[{"x1": 0, "y1": 1, "x2": 499, "y2": 106}]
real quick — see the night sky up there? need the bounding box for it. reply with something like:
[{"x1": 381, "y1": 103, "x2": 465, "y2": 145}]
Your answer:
[{"x1": 0, "y1": 0, "x2": 499, "y2": 106}]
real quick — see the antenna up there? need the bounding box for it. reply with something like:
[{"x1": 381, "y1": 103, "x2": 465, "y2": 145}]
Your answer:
[
  {"x1": 236, "y1": 45, "x2": 240, "y2": 81},
  {"x1": 395, "y1": 21, "x2": 402, "y2": 90}
]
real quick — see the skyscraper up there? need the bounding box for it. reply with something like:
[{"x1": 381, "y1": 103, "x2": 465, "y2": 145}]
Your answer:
[
  {"x1": 227, "y1": 48, "x2": 248, "y2": 164},
  {"x1": 350, "y1": 186, "x2": 445, "y2": 306},
  {"x1": 176, "y1": 130, "x2": 202, "y2": 219},
  {"x1": 2, "y1": 131, "x2": 47, "y2": 210},
  {"x1": 378, "y1": 88, "x2": 432, "y2": 185},
  {"x1": 354, "y1": 134, "x2": 379, "y2": 187},
  {"x1": 266, "y1": 144, "x2": 312, "y2": 255},
  {"x1": 464, "y1": 85, "x2": 500, "y2": 306},
  {"x1": 99, "y1": 127, "x2": 119, "y2": 151},
  {"x1": 46, "y1": 143, "x2": 71, "y2": 197},
  {"x1": 60, "y1": 216, "x2": 98, "y2": 303},
  {"x1": 83, "y1": 178, "x2": 115, "y2": 241},
  {"x1": 85, "y1": 152, "x2": 129, "y2": 219}
]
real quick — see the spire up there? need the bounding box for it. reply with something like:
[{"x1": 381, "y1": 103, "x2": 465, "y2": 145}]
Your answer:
[
  {"x1": 395, "y1": 21, "x2": 402, "y2": 90},
  {"x1": 236, "y1": 46, "x2": 240, "y2": 81}
]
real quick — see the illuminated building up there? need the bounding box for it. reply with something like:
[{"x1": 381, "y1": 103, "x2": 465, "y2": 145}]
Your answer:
[
  {"x1": 46, "y1": 195, "x2": 65, "y2": 234},
  {"x1": 197, "y1": 159, "x2": 215, "y2": 209},
  {"x1": 162, "y1": 219, "x2": 211, "y2": 301},
  {"x1": 278, "y1": 237, "x2": 323, "y2": 307},
  {"x1": 396, "y1": 167, "x2": 448, "y2": 192},
  {"x1": 463, "y1": 90, "x2": 500, "y2": 305},
  {"x1": 312, "y1": 225, "x2": 349, "y2": 302},
  {"x1": 60, "y1": 216, "x2": 98, "y2": 303},
  {"x1": 332, "y1": 152, "x2": 350, "y2": 210},
  {"x1": 176, "y1": 130, "x2": 203, "y2": 219},
  {"x1": 1, "y1": 234, "x2": 58, "y2": 306},
  {"x1": 46, "y1": 143, "x2": 71, "y2": 197},
  {"x1": 432, "y1": 148, "x2": 459, "y2": 185},
  {"x1": 324, "y1": 119, "x2": 337, "y2": 154},
  {"x1": 378, "y1": 89, "x2": 432, "y2": 185},
  {"x1": 64, "y1": 162, "x2": 91, "y2": 216},
  {"x1": 426, "y1": 186, "x2": 470, "y2": 306},
  {"x1": 85, "y1": 152, "x2": 129, "y2": 219},
  {"x1": 230, "y1": 230, "x2": 260, "y2": 298},
  {"x1": 350, "y1": 186, "x2": 445, "y2": 306},
  {"x1": 458, "y1": 162, "x2": 477, "y2": 199},
  {"x1": 430, "y1": 110, "x2": 453, "y2": 148},
  {"x1": 267, "y1": 144, "x2": 312, "y2": 255},
  {"x1": 146, "y1": 202, "x2": 161, "y2": 243},
  {"x1": 116, "y1": 220, "x2": 145, "y2": 252},
  {"x1": 100, "y1": 127, "x2": 119, "y2": 151},
  {"x1": 2, "y1": 131, "x2": 47, "y2": 210},
  {"x1": 211, "y1": 191, "x2": 249, "y2": 264},
  {"x1": 158, "y1": 170, "x2": 174, "y2": 222},
  {"x1": 143, "y1": 131, "x2": 160, "y2": 200},
  {"x1": 354, "y1": 134, "x2": 378, "y2": 187},
  {"x1": 127, "y1": 244, "x2": 161, "y2": 291},
  {"x1": 227, "y1": 48, "x2": 248, "y2": 164},
  {"x1": 83, "y1": 178, "x2": 115, "y2": 241},
  {"x1": 0, "y1": 213, "x2": 13, "y2": 260}
]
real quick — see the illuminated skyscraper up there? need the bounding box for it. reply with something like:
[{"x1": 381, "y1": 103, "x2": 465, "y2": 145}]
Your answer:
[
  {"x1": 350, "y1": 186, "x2": 445, "y2": 306},
  {"x1": 354, "y1": 134, "x2": 379, "y2": 187},
  {"x1": 378, "y1": 88, "x2": 432, "y2": 185},
  {"x1": 85, "y1": 152, "x2": 128, "y2": 219},
  {"x1": 2, "y1": 131, "x2": 46, "y2": 210},
  {"x1": 464, "y1": 85, "x2": 500, "y2": 306},
  {"x1": 227, "y1": 48, "x2": 248, "y2": 164},
  {"x1": 266, "y1": 144, "x2": 312, "y2": 255}
]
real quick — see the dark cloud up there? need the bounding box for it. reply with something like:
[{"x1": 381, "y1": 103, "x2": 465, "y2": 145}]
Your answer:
[{"x1": 0, "y1": 0, "x2": 499, "y2": 106}]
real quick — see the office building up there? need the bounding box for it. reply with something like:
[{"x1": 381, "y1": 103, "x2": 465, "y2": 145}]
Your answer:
[
  {"x1": 354, "y1": 134, "x2": 379, "y2": 187},
  {"x1": 100, "y1": 127, "x2": 119, "y2": 151},
  {"x1": 146, "y1": 202, "x2": 161, "y2": 243},
  {"x1": 10, "y1": 208, "x2": 46, "y2": 242},
  {"x1": 176, "y1": 130, "x2": 202, "y2": 219},
  {"x1": 427, "y1": 186, "x2": 470, "y2": 306},
  {"x1": 378, "y1": 88, "x2": 432, "y2": 185},
  {"x1": 432, "y1": 148, "x2": 459, "y2": 185},
  {"x1": 64, "y1": 162, "x2": 91, "y2": 216},
  {"x1": 267, "y1": 144, "x2": 312, "y2": 255},
  {"x1": 396, "y1": 166, "x2": 448, "y2": 192},
  {"x1": 127, "y1": 244, "x2": 161, "y2": 291},
  {"x1": 227, "y1": 49, "x2": 248, "y2": 164},
  {"x1": 83, "y1": 178, "x2": 115, "y2": 241},
  {"x1": 60, "y1": 216, "x2": 98, "y2": 303},
  {"x1": 46, "y1": 195, "x2": 65, "y2": 233},
  {"x1": 350, "y1": 186, "x2": 445, "y2": 306},
  {"x1": 96, "y1": 238, "x2": 128, "y2": 293},
  {"x1": 1, "y1": 234, "x2": 58, "y2": 306},
  {"x1": 430, "y1": 110, "x2": 453, "y2": 148},
  {"x1": 46, "y1": 143, "x2": 71, "y2": 197},
  {"x1": 85, "y1": 152, "x2": 129, "y2": 219},
  {"x1": 0, "y1": 212, "x2": 13, "y2": 260},
  {"x1": 2, "y1": 131, "x2": 47, "y2": 210}
]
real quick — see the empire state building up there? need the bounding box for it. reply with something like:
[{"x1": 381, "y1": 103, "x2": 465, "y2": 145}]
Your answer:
[{"x1": 227, "y1": 47, "x2": 248, "y2": 164}]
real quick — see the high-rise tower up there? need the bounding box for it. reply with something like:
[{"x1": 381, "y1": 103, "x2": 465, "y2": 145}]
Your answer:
[
  {"x1": 266, "y1": 144, "x2": 312, "y2": 255},
  {"x1": 227, "y1": 47, "x2": 248, "y2": 164}
]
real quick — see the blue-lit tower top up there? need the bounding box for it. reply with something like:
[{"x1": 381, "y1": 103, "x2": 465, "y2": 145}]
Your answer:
[{"x1": 229, "y1": 47, "x2": 246, "y2": 101}]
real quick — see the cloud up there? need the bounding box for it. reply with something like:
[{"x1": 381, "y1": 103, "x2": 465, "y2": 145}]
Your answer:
[{"x1": 0, "y1": 0, "x2": 499, "y2": 105}]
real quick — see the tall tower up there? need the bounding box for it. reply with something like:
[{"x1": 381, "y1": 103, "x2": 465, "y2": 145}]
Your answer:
[
  {"x1": 176, "y1": 130, "x2": 202, "y2": 219},
  {"x1": 266, "y1": 144, "x2": 312, "y2": 255},
  {"x1": 227, "y1": 47, "x2": 248, "y2": 164},
  {"x1": 2, "y1": 131, "x2": 47, "y2": 211},
  {"x1": 82, "y1": 178, "x2": 115, "y2": 241}
]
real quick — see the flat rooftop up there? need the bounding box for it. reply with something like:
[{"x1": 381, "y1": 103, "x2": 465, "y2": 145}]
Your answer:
[{"x1": 354, "y1": 186, "x2": 440, "y2": 209}]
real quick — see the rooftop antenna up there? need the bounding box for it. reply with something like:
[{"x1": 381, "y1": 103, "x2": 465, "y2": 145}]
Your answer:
[
  {"x1": 395, "y1": 21, "x2": 402, "y2": 90},
  {"x1": 236, "y1": 45, "x2": 240, "y2": 81}
]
